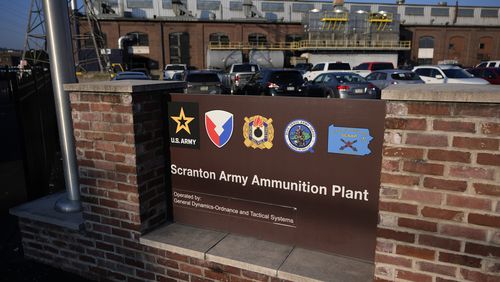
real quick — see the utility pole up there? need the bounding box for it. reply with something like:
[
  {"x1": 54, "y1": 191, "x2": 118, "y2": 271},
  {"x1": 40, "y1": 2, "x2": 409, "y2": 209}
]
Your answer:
[
  {"x1": 70, "y1": 0, "x2": 110, "y2": 73},
  {"x1": 22, "y1": 0, "x2": 47, "y2": 65}
]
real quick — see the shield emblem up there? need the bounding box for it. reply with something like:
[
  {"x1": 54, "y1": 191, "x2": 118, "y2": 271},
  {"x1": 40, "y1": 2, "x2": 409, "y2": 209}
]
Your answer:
[{"x1": 205, "y1": 110, "x2": 234, "y2": 148}]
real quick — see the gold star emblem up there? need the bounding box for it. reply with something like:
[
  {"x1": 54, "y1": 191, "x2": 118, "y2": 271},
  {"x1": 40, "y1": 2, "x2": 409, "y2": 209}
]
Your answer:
[{"x1": 171, "y1": 107, "x2": 194, "y2": 134}]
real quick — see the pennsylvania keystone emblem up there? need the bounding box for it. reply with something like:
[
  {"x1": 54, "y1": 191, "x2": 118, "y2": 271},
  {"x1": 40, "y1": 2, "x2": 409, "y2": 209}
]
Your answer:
[
  {"x1": 243, "y1": 115, "x2": 274, "y2": 149},
  {"x1": 328, "y1": 124, "x2": 373, "y2": 156},
  {"x1": 205, "y1": 110, "x2": 233, "y2": 148}
]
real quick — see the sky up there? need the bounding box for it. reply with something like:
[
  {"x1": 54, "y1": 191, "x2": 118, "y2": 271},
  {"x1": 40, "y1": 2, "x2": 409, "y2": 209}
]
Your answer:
[{"x1": 0, "y1": 0, "x2": 499, "y2": 50}]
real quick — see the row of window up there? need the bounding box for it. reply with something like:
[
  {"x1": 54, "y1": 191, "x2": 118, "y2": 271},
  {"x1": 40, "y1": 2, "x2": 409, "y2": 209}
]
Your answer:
[
  {"x1": 406, "y1": 7, "x2": 498, "y2": 17},
  {"x1": 83, "y1": 32, "x2": 492, "y2": 51},
  {"x1": 82, "y1": 31, "x2": 302, "y2": 48},
  {"x1": 119, "y1": 0, "x2": 499, "y2": 18},
  {"x1": 418, "y1": 35, "x2": 493, "y2": 50}
]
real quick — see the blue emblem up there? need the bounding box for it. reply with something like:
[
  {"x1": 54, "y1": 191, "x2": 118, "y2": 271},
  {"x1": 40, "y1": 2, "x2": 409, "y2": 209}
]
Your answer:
[
  {"x1": 328, "y1": 124, "x2": 373, "y2": 156},
  {"x1": 284, "y1": 120, "x2": 316, "y2": 153}
]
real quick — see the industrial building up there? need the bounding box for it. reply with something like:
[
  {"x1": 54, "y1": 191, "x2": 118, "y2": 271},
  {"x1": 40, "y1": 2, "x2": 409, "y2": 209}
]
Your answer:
[{"x1": 78, "y1": 0, "x2": 500, "y2": 72}]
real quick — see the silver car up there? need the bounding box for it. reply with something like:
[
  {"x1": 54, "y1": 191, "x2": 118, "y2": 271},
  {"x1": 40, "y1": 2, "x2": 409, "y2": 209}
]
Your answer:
[
  {"x1": 304, "y1": 72, "x2": 380, "y2": 99},
  {"x1": 366, "y1": 70, "x2": 424, "y2": 89}
]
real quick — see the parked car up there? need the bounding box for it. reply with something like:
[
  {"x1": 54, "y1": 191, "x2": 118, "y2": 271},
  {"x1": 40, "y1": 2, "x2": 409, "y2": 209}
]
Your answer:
[
  {"x1": 303, "y1": 62, "x2": 351, "y2": 81},
  {"x1": 184, "y1": 70, "x2": 229, "y2": 94},
  {"x1": 366, "y1": 69, "x2": 424, "y2": 89},
  {"x1": 466, "y1": 67, "x2": 500, "y2": 85},
  {"x1": 239, "y1": 69, "x2": 305, "y2": 96},
  {"x1": 129, "y1": 68, "x2": 151, "y2": 78},
  {"x1": 163, "y1": 64, "x2": 187, "y2": 80},
  {"x1": 476, "y1": 60, "x2": 500, "y2": 68},
  {"x1": 294, "y1": 63, "x2": 313, "y2": 75},
  {"x1": 227, "y1": 63, "x2": 260, "y2": 94},
  {"x1": 352, "y1": 62, "x2": 395, "y2": 77},
  {"x1": 112, "y1": 71, "x2": 151, "y2": 80},
  {"x1": 413, "y1": 65, "x2": 489, "y2": 84},
  {"x1": 303, "y1": 72, "x2": 380, "y2": 99}
]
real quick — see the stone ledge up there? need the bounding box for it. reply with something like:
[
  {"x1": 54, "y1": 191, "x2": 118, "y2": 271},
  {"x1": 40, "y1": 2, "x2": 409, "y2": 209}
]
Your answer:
[
  {"x1": 140, "y1": 223, "x2": 227, "y2": 259},
  {"x1": 382, "y1": 84, "x2": 500, "y2": 103},
  {"x1": 141, "y1": 223, "x2": 374, "y2": 281},
  {"x1": 9, "y1": 192, "x2": 84, "y2": 231},
  {"x1": 206, "y1": 234, "x2": 294, "y2": 277},
  {"x1": 64, "y1": 80, "x2": 186, "y2": 94}
]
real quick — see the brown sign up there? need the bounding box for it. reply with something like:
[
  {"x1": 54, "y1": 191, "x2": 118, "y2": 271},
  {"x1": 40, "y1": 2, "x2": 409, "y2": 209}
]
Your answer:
[{"x1": 167, "y1": 94, "x2": 385, "y2": 262}]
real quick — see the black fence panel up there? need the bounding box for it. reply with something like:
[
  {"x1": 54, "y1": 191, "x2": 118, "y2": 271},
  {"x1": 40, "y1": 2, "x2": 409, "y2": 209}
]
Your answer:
[{"x1": 0, "y1": 67, "x2": 60, "y2": 211}]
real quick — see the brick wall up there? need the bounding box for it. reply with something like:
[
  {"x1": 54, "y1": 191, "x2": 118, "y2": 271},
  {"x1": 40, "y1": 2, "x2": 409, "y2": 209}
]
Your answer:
[
  {"x1": 15, "y1": 84, "x2": 500, "y2": 282},
  {"x1": 19, "y1": 217, "x2": 287, "y2": 282},
  {"x1": 375, "y1": 101, "x2": 500, "y2": 282},
  {"x1": 19, "y1": 86, "x2": 289, "y2": 282}
]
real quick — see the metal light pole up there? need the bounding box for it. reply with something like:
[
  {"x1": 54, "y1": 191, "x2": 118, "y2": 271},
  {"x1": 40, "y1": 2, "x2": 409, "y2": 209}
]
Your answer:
[{"x1": 43, "y1": 0, "x2": 81, "y2": 212}]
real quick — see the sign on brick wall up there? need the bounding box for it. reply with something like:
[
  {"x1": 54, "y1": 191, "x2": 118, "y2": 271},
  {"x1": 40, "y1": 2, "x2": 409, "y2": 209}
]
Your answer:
[{"x1": 167, "y1": 94, "x2": 385, "y2": 262}]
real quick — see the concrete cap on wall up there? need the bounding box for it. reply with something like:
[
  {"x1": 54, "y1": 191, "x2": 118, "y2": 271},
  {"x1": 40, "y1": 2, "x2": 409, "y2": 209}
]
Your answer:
[
  {"x1": 63, "y1": 80, "x2": 186, "y2": 94},
  {"x1": 382, "y1": 84, "x2": 500, "y2": 104}
]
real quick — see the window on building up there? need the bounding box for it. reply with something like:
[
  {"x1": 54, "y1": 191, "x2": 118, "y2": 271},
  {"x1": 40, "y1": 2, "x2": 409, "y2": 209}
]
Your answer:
[
  {"x1": 322, "y1": 4, "x2": 333, "y2": 11},
  {"x1": 169, "y1": 32, "x2": 190, "y2": 65},
  {"x1": 197, "y1": 0, "x2": 220, "y2": 10},
  {"x1": 292, "y1": 3, "x2": 314, "y2": 13},
  {"x1": 350, "y1": 5, "x2": 370, "y2": 13},
  {"x1": 405, "y1": 7, "x2": 424, "y2": 16},
  {"x1": 103, "y1": 0, "x2": 118, "y2": 6},
  {"x1": 457, "y1": 8, "x2": 474, "y2": 17},
  {"x1": 127, "y1": 0, "x2": 153, "y2": 9},
  {"x1": 480, "y1": 9, "x2": 498, "y2": 18},
  {"x1": 478, "y1": 36, "x2": 493, "y2": 58},
  {"x1": 285, "y1": 34, "x2": 302, "y2": 42},
  {"x1": 162, "y1": 0, "x2": 188, "y2": 9},
  {"x1": 261, "y1": 2, "x2": 284, "y2": 12},
  {"x1": 83, "y1": 32, "x2": 107, "y2": 49},
  {"x1": 431, "y1": 8, "x2": 449, "y2": 17},
  {"x1": 127, "y1": 32, "x2": 149, "y2": 46},
  {"x1": 248, "y1": 33, "x2": 267, "y2": 45},
  {"x1": 265, "y1": 13, "x2": 278, "y2": 21},
  {"x1": 448, "y1": 43, "x2": 454, "y2": 49},
  {"x1": 209, "y1": 33, "x2": 229, "y2": 44},
  {"x1": 419, "y1": 36, "x2": 434, "y2": 49},
  {"x1": 378, "y1": 6, "x2": 398, "y2": 15},
  {"x1": 229, "y1": 1, "x2": 242, "y2": 11}
]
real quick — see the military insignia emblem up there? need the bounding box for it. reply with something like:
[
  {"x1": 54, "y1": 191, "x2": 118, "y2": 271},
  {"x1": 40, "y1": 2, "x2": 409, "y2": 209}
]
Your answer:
[
  {"x1": 205, "y1": 110, "x2": 233, "y2": 148},
  {"x1": 168, "y1": 102, "x2": 200, "y2": 148},
  {"x1": 243, "y1": 115, "x2": 274, "y2": 149},
  {"x1": 284, "y1": 120, "x2": 316, "y2": 153},
  {"x1": 328, "y1": 124, "x2": 373, "y2": 156}
]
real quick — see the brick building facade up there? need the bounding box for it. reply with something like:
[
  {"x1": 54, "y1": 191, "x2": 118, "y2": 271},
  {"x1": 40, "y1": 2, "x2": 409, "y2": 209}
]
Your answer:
[
  {"x1": 403, "y1": 25, "x2": 500, "y2": 67},
  {"x1": 81, "y1": 19, "x2": 303, "y2": 71},
  {"x1": 78, "y1": 19, "x2": 500, "y2": 71}
]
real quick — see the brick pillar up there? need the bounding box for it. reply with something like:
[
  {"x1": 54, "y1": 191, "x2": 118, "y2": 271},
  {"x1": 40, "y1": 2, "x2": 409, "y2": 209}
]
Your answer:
[
  {"x1": 375, "y1": 95, "x2": 500, "y2": 282},
  {"x1": 68, "y1": 82, "x2": 182, "y2": 239}
]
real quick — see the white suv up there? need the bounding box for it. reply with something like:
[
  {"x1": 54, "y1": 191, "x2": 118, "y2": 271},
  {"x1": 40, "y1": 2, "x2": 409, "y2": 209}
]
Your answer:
[
  {"x1": 303, "y1": 62, "x2": 351, "y2": 81},
  {"x1": 412, "y1": 65, "x2": 489, "y2": 84},
  {"x1": 163, "y1": 64, "x2": 187, "y2": 80},
  {"x1": 476, "y1": 60, "x2": 500, "y2": 68}
]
